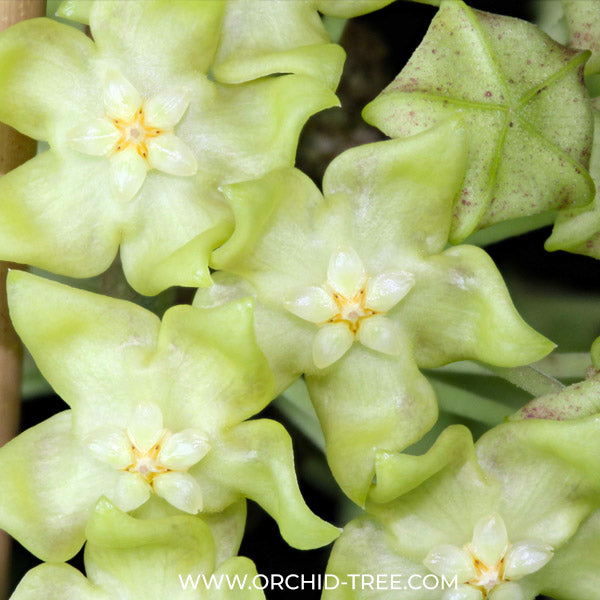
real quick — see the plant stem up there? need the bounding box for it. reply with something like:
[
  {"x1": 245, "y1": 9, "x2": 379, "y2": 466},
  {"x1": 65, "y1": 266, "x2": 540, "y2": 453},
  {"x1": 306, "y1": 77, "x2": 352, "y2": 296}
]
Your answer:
[{"x1": 0, "y1": 3, "x2": 46, "y2": 597}]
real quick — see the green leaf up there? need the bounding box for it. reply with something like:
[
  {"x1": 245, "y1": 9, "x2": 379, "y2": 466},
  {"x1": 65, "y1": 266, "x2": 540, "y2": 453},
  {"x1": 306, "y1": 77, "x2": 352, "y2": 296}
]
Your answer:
[
  {"x1": 57, "y1": 0, "x2": 93, "y2": 25},
  {"x1": 511, "y1": 372, "x2": 600, "y2": 421},
  {"x1": 563, "y1": 0, "x2": 600, "y2": 76},
  {"x1": 545, "y1": 109, "x2": 600, "y2": 257},
  {"x1": 193, "y1": 419, "x2": 340, "y2": 550},
  {"x1": 363, "y1": 0, "x2": 595, "y2": 242}
]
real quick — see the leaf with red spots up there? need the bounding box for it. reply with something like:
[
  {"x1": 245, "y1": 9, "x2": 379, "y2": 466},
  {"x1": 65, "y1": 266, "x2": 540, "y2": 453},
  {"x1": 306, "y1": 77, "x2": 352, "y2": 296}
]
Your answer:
[{"x1": 364, "y1": 0, "x2": 595, "y2": 243}]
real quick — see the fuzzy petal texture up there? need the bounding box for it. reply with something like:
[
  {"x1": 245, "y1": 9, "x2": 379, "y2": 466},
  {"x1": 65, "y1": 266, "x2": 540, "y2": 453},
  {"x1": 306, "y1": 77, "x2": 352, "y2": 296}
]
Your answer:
[
  {"x1": 529, "y1": 509, "x2": 600, "y2": 599},
  {"x1": 88, "y1": 0, "x2": 225, "y2": 83},
  {"x1": 0, "y1": 412, "x2": 117, "y2": 562},
  {"x1": 363, "y1": 0, "x2": 594, "y2": 242},
  {"x1": 0, "y1": 152, "x2": 120, "y2": 278},
  {"x1": 207, "y1": 124, "x2": 551, "y2": 502},
  {"x1": 10, "y1": 564, "x2": 109, "y2": 600},
  {"x1": 213, "y1": 0, "x2": 345, "y2": 88},
  {"x1": 398, "y1": 245, "x2": 555, "y2": 368},
  {"x1": 564, "y1": 0, "x2": 600, "y2": 75},
  {"x1": 323, "y1": 516, "x2": 439, "y2": 600},
  {"x1": 0, "y1": 4, "x2": 341, "y2": 295},
  {"x1": 193, "y1": 419, "x2": 340, "y2": 550},
  {"x1": 11, "y1": 499, "x2": 265, "y2": 599},
  {"x1": 0, "y1": 18, "x2": 99, "y2": 141},
  {"x1": 7, "y1": 271, "x2": 274, "y2": 438},
  {"x1": 307, "y1": 345, "x2": 438, "y2": 506}
]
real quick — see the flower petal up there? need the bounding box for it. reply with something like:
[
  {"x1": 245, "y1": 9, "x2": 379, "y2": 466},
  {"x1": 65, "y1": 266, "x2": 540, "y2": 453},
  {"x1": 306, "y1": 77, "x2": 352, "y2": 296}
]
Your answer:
[
  {"x1": 327, "y1": 246, "x2": 366, "y2": 298},
  {"x1": 194, "y1": 419, "x2": 340, "y2": 550},
  {"x1": 0, "y1": 152, "x2": 119, "y2": 278},
  {"x1": 153, "y1": 472, "x2": 203, "y2": 514},
  {"x1": 365, "y1": 271, "x2": 415, "y2": 312},
  {"x1": 127, "y1": 402, "x2": 163, "y2": 454},
  {"x1": 84, "y1": 498, "x2": 216, "y2": 598},
  {"x1": 0, "y1": 18, "x2": 98, "y2": 141},
  {"x1": 322, "y1": 119, "x2": 468, "y2": 256},
  {"x1": 312, "y1": 323, "x2": 354, "y2": 369},
  {"x1": 146, "y1": 133, "x2": 197, "y2": 176},
  {"x1": 423, "y1": 545, "x2": 477, "y2": 582},
  {"x1": 144, "y1": 87, "x2": 191, "y2": 129},
  {"x1": 487, "y1": 582, "x2": 524, "y2": 600},
  {"x1": 158, "y1": 429, "x2": 211, "y2": 470},
  {"x1": 503, "y1": 541, "x2": 554, "y2": 580},
  {"x1": 324, "y1": 516, "x2": 432, "y2": 600},
  {"x1": 529, "y1": 510, "x2": 600, "y2": 600},
  {"x1": 85, "y1": 427, "x2": 133, "y2": 470},
  {"x1": 110, "y1": 147, "x2": 148, "y2": 201},
  {"x1": 10, "y1": 564, "x2": 109, "y2": 600},
  {"x1": 0, "y1": 411, "x2": 117, "y2": 562},
  {"x1": 103, "y1": 69, "x2": 141, "y2": 121},
  {"x1": 443, "y1": 585, "x2": 484, "y2": 600},
  {"x1": 67, "y1": 118, "x2": 119, "y2": 156},
  {"x1": 111, "y1": 472, "x2": 151, "y2": 512},
  {"x1": 284, "y1": 286, "x2": 337, "y2": 323},
  {"x1": 118, "y1": 171, "x2": 232, "y2": 295},
  {"x1": 89, "y1": 1, "x2": 225, "y2": 80},
  {"x1": 7, "y1": 271, "x2": 162, "y2": 439},
  {"x1": 404, "y1": 245, "x2": 555, "y2": 368},
  {"x1": 470, "y1": 514, "x2": 509, "y2": 568},
  {"x1": 213, "y1": 0, "x2": 344, "y2": 89},
  {"x1": 306, "y1": 344, "x2": 437, "y2": 505},
  {"x1": 357, "y1": 315, "x2": 403, "y2": 356}
]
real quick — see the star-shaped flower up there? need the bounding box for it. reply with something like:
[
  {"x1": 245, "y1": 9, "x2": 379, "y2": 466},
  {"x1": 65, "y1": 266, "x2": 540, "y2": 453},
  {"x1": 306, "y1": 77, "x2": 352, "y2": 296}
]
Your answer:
[
  {"x1": 0, "y1": 271, "x2": 338, "y2": 563},
  {"x1": 194, "y1": 120, "x2": 554, "y2": 504},
  {"x1": 325, "y1": 412, "x2": 600, "y2": 600},
  {"x1": 0, "y1": 0, "x2": 340, "y2": 295},
  {"x1": 11, "y1": 498, "x2": 266, "y2": 600}
]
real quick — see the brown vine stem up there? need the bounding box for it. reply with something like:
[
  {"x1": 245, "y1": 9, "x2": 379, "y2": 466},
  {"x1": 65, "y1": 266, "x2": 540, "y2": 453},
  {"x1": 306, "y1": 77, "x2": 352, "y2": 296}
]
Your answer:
[{"x1": 0, "y1": 2, "x2": 47, "y2": 597}]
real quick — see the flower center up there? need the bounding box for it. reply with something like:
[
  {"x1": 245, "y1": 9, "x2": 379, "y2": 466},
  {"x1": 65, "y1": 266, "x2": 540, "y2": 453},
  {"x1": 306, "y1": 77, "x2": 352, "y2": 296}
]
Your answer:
[
  {"x1": 467, "y1": 548, "x2": 505, "y2": 596},
  {"x1": 124, "y1": 428, "x2": 171, "y2": 486},
  {"x1": 330, "y1": 286, "x2": 377, "y2": 335},
  {"x1": 112, "y1": 107, "x2": 163, "y2": 160}
]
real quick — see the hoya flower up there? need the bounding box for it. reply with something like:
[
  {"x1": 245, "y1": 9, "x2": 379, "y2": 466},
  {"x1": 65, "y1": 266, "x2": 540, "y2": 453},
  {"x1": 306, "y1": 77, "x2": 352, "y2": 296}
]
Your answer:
[
  {"x1": 0, "y1": 0, "x2": 340, "y2": 295},
  {"x1": 194, "y1": 120, "x2": 554, "y2": 504},
  {"x1": 210, "y1": 0, "x2": 395, "y2": 87},
  {"x1": 324, "y1": 414, "x2": 600, "y2": 599},
  {"x1": 0, "y1": 271, "x2": 338, "y2": 562},
  {"x1": 11, "y1": 498, "x2": 265, "y2": 600},
  {"x1": 363, "y1": 0, "x2": 594, "y2": 243}
]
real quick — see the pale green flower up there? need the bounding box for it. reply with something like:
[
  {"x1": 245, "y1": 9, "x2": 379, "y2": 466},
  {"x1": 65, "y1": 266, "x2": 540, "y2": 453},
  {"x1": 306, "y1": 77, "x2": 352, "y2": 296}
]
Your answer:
[{"x1": 0, "y1": 271, "x2": 338, "y2": 562}]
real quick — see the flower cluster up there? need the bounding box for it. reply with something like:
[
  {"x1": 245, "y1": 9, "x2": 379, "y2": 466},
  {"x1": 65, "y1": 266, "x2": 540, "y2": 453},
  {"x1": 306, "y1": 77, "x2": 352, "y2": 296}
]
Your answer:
[{"x1": 0, "y1": 0, "x2": 599, "y2": 598}]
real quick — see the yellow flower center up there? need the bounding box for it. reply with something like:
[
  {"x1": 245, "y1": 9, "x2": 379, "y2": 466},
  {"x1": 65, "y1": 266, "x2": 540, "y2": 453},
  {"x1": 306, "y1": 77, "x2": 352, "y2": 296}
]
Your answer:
[
  {"x1": 327, "y1": 285, "x2": 378, "y2": 335},
  {"x1": 112, "y1": 106, "x2": 164, "y2": 159}
]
